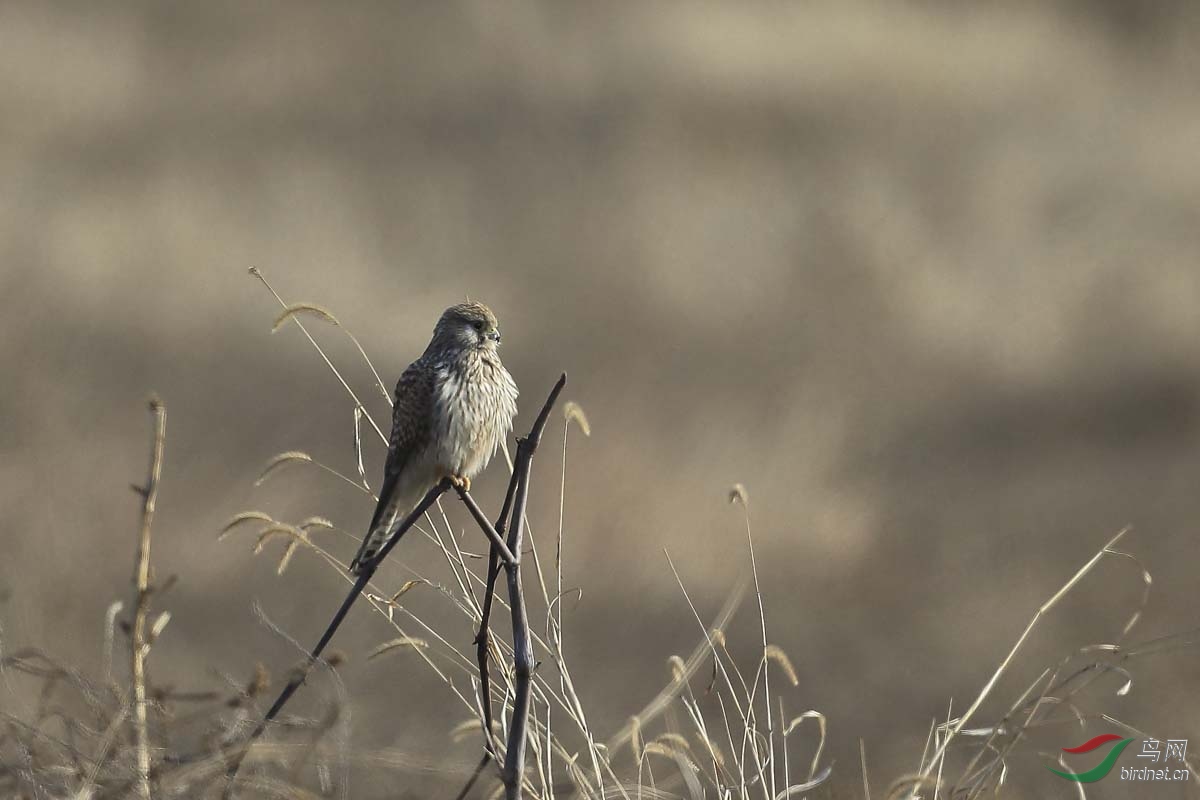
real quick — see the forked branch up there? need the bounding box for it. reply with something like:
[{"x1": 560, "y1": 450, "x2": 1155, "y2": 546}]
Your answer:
[{"x1": 458, "y1": 372, "x2": 566, "y2": 800}]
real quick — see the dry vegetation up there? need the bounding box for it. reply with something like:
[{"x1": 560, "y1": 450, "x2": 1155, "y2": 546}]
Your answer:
[
  {"x1": 5, "y1": 4, "x2": 1200, "y2": 797},
  {"x1": 3, "y1": 277, "x2": 1196, "y2": 799}
]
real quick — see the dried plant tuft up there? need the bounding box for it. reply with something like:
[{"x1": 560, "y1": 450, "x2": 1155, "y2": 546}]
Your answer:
[
  {"x1": 255, "y1": 451, "x2": 314, "y2": 486},
  {"x1": 563, "y1": 401, "x2": 591, "y2": 437},
  {"x1": 271, "y1": 302, "x2": 340, "y2": 333}
]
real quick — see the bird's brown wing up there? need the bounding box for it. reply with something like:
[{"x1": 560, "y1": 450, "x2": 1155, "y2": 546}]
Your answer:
[{"x1": 349, "y1": 360, "x2": 435, "y2": 573}]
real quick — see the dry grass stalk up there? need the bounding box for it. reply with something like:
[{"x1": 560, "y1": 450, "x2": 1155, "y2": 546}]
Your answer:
[
  {"x1": 130, "y1": 396, "x2": 166, "y2": 799},
  {"x1": 915, "y1": 527, "x2": 1130, "y2": 789}
]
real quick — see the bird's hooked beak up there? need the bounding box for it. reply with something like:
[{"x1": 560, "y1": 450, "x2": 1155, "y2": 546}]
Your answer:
[{"x1": 487, "y1": 329, "x2": 501, "y2": 343}]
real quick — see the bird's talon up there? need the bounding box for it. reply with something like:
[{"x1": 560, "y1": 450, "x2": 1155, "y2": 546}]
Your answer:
[{"x1": 449, "y1": 474, "x2": 471, "y2": 491}]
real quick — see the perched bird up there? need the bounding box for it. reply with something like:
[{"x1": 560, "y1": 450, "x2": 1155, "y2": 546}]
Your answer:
[{"x1": 349, "y1": 302, "x2": 519, "y2": 575}]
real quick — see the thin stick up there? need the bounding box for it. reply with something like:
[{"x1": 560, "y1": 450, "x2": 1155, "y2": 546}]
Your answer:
[
  {"x1": 736, "y1": 492, "x2": 776, "y2": 800},
  {"x1": 452, "y1": 465, "x2": 523, "y2": 800},
  {"x1": 454, "y1": 485, "x2": 518, "y2": 567},
  {"x1": 455, "y1": 375, "x2": 566, "y2": 800},
  {"x1": 859, "y1": 738, "x2": 871, "y2": 800},
  {"x1": 503, "y1": 375, "x2": 565, "y2": 800},
  {"x1": 502, "y1": 441, "x2": 536, "y2": 800},
  {"x1": 475, "y1": 476, "x2": 519, "y2": 754},
  {"x1": 555, "y1": 418, "x2": 568, "y2": 644},
  {"x1": 934, "y1": 698, "x2": 951, "y2": 800},
  {"x1": 130, "y1": 396, "x2": 167, "y2": 800}
]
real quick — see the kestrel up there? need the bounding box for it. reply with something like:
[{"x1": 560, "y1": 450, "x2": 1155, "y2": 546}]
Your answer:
[{"x1": 349, "y1": 302, "x2": 519, "y2": 575}]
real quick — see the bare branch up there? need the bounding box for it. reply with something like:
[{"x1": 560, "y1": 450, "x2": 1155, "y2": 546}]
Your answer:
[
  {"x1": 500, "y1": 373, "x2": 565, "y2": 799},
  {"x1": 131, "y1": 395, "x2": 167, "y2": 800},
  {"x1": 454, "y1": 373, "x2": 566, "y2": 800},
  {"x1": 454, "y1": 485, "x2": 517, "y2": 567}
]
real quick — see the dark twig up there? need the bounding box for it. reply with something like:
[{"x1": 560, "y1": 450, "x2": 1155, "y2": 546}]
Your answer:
[
  {"x1": 456, "y1": 459, "x2": 522, "y2": 800},
  {"x1": 221, "y1": 479, "x2": 452, "y2": 796},
  {"x1": 457, "y1": 372, "x2": 566, "y2": 800},
  {"x1": 476, "y1": 474, "x2": 520, "y2": 749},
  {"x1": 455, "y1": 486, "x2": 518, "y2": 567},
  {"x1": 502, "y1": 436, "x2": 537, "y2": 799},
  {"x1": 526, "y1": 373, "x2": 568, "y2": 455},
  {"x1": 500, "y1": 375, "x2": 566, "y2": 799},
  {"x1": 131, "y1": 396, "x2": 167, "y2": 800}
]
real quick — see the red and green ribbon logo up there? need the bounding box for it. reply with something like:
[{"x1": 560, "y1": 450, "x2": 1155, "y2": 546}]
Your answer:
[{"x1": 1047, "y1": 734, "x2": 1135, "y2": 782}]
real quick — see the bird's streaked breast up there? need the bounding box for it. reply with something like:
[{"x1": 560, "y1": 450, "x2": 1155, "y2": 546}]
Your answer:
[{"x1": 432, "y1": 350, "x2": 518, "y2": 477}]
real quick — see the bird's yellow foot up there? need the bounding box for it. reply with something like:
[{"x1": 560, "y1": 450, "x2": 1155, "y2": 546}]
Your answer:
[{"x1": 448, "y1": 474, "x2": 471, "y2": 492}]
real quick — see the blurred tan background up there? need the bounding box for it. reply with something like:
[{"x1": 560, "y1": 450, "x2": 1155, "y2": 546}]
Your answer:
[{"x1": 3, "y1": 1, "x2": 1199, "y2": 797}]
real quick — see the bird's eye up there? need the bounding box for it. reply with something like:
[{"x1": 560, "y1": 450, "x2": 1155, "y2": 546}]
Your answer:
[{"x1": 472, "y1": 321, "x2": 484, "y2": 332}]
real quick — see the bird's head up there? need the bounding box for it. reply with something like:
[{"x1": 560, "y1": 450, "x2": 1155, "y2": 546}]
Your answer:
[{"x1": 431, "y1": 302, "x2": 502, "y2": 355}]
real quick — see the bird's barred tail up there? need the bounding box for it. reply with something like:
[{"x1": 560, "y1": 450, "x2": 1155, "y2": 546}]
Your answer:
[
  {"x1": 349, "y1": 497, "x2": 406, "y2": 575},
  {"x1": 348, "y1": 526, "x2": 391, "y2": 575},
  {"x1": 350, "y1": 475, "x2": 424, "y2": 575}
]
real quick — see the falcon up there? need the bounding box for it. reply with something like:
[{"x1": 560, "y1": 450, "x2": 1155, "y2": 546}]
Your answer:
[{"x1": 349, "y1": 302, "x2": 518, "y2": 574}]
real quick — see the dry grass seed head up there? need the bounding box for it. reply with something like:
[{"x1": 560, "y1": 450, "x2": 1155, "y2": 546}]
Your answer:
[
  {"x1": 297, "y1": 517, "x2": 334, "y2": 533},
  {"x1": 253, "y1": 525, "x2": 310, "y2": 553},
  {"x1": 642, "y1": 741, "x2": 699, "y2": 772},
  {"x1": 668, "y1": 655, "x2": 687, "y2": 683},
  {"x1": 218, "y1": 511, "x2": 275, "y2": 541},
  {"x1": 652, "y1": 732, "x2": 692, "y2": 752},
  {"x1": 271, "y1": 303, "x2": 341, "y2": 333},
  {"x1": 366, "y1": 638, "x2": 430, "y2": 661},
  {"x1": 250, "y1": 525, "x2": 314, "y2": 574},
  {"x1": 764, "y1": 644, "x2": 799, "y2": 687},
  {"x1": 563, "y1": 401, "x2": 591, "y2": 437},
  {"x1": 389, "y1": 581, "x2": 425, "y2": 603},
  {"x1": 255, "y1": 451, "x2": 314, "y2": 486},
  {"x1": 248, "y1": 663, "x2": 271, "y2": 697},
  {"x1": 276, "y1": 541, "x2": 299, "y2": 574}
]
